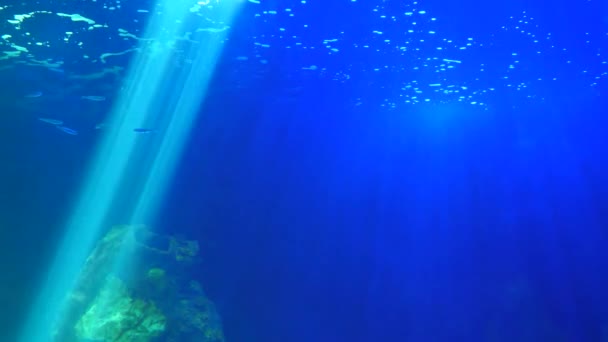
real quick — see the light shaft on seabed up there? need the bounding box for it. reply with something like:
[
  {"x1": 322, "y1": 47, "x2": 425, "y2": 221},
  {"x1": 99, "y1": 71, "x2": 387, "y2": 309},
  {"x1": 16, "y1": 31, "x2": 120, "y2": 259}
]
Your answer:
[{"x1": 18, "y1": 0, "x2": 243, "y2": 340}]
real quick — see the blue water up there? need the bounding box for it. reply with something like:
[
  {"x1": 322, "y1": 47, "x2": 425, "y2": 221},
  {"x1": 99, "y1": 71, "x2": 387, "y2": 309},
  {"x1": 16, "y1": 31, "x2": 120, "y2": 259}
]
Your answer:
[{"x1": 1, "y1": 0, "x2": 607, "y2": 341}]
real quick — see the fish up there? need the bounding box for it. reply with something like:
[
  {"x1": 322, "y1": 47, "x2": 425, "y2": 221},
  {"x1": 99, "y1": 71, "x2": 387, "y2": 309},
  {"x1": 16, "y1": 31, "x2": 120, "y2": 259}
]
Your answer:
[
  {"x1": 94, "y1": 122, "x2": 107, "y2": 130},
  {"x1": 81, "y1": 95, "x2": 106, "y2": 101},
  {"x1": 38, "y1": 117, "x2": 64, "y2": 125},
  {"x1": 56, "y1": 125, "x2": 78, "y2": 135},
  {"x1": 133, "y1": 128, "x2": 157, "y2": 134},
  {"x1": 25, "y1": 91, "x2": 43, "y2": 98}
]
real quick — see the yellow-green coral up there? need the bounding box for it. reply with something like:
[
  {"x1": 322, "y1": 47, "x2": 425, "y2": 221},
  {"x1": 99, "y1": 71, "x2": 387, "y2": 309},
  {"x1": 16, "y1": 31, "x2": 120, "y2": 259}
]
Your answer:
[
  {"x1": 146, "y1": 267, "x2": 168, "y2": 294},
  {"x1": 203, "y1": 326, "x2": 225, "y2": 341},
  {"x1": 147, "y1": 267, "x2": 166, "y2": 280}
]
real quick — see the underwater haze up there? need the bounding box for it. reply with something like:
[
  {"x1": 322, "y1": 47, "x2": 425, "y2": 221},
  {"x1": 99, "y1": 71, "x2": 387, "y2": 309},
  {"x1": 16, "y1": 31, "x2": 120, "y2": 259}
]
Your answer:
[{"x1": 1, "y1": 0, "x2": 608, "y2": 341}]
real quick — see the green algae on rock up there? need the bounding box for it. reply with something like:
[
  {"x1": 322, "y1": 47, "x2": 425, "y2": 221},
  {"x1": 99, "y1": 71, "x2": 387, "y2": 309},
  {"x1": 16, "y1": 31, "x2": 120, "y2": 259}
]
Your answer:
[
  {"x1": 52, "y1": 225, "x2": 224, "y2": 342},
  {"x1": 74, "y1": 275, "x2": 166, "y2": 342}
]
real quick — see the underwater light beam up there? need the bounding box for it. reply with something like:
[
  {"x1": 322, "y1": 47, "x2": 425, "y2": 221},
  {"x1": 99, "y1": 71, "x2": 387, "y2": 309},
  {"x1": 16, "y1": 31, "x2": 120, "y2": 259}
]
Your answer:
[{"x1": 18, "y1": 1, "x2": 243, "y2": 341}]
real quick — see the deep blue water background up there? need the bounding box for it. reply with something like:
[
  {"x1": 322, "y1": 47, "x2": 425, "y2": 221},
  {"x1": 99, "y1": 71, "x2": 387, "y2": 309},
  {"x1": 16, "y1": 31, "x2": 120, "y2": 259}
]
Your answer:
[
  {"x1": 158, "y1": 89, "x2": 608, "y2": 340},
  {"x1": 0, "y1": 0, "x2": 607, "y2": 341}
]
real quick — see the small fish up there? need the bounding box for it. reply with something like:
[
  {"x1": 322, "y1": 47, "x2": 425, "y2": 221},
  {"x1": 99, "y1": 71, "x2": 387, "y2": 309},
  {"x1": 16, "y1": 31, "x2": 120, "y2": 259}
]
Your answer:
[
  {"x1": 25, "y1": 91, "x2": 43, "y2": 98},
  {"x1": 81, "y1": 95, "x2": 106, "y2": 101},
  {"x1": 94, "y1": 122, "x2": 107, "y2": 130},
  {"x1": 38, "y1": 117, "x2": 64, "y2": 125},
  {"x1": 133, "y1": 128, "x2": 157, "y2": 134},
  {"x1": 56, "y1": 125, "x2": 78, "y2": 135}
]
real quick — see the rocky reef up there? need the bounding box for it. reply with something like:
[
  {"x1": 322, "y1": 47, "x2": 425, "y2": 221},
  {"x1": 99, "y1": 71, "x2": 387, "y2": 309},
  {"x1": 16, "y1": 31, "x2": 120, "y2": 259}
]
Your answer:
[{"x1": 53, "y1": 225, "x2": 224, "y2": 342}]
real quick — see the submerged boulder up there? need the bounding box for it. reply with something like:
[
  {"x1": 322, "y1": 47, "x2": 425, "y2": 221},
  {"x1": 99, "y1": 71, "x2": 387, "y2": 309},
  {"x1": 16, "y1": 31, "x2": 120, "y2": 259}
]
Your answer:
[
  {"x1": 74, "y1": 275, "x2": 166, "y2": 342},
  {"x1": 54, "y1": 225, "x2": 224, "y2": 342}
]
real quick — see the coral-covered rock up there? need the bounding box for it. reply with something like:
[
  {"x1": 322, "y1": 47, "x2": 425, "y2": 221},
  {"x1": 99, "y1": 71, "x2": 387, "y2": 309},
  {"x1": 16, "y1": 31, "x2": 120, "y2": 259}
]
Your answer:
[
  {"x1": 54, "y1": 225, "x2": 224, "y2": 342},
  {"x1": 74, "y1": 275, "x2": 166, "y2": 342}
]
